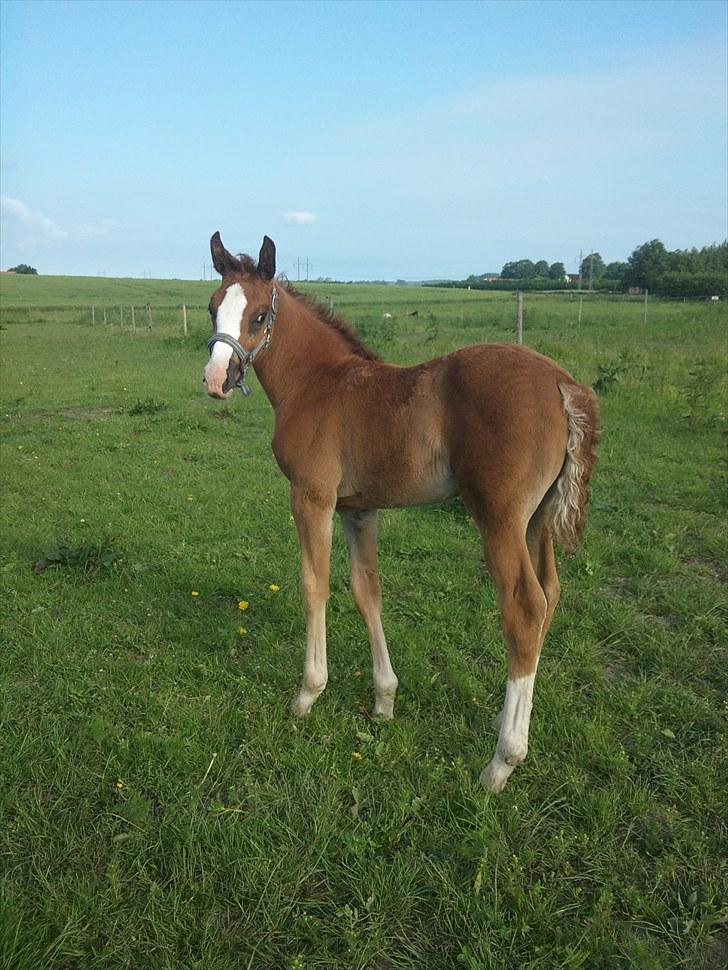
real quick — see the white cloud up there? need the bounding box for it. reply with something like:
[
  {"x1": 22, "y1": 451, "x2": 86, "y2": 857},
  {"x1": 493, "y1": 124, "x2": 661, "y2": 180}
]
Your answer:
[
  {"x1": 283, "y1": 210, "x2": 317, "y2": 225},
  {"x1": 1, "y1": 195, "x2": 68, "y2": 241},
  {"x1": 0, "y1": 196, "x2": 119, "y2": 245}
]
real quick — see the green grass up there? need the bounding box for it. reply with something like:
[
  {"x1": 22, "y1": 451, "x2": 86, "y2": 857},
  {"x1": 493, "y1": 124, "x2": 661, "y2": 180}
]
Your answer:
[{"x1": 1, "y1": 276, "x2": 727, "y2": 969}]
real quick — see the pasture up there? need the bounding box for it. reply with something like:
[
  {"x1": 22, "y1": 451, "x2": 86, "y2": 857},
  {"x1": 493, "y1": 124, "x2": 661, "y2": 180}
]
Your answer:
[{"x1": 1, "y1": 274, "x2": 726, "y2": 969}]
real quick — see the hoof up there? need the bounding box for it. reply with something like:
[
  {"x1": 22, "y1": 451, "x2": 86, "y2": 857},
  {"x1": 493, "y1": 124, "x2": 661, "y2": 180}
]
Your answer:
[
  {"x1": 291, "y1": 693, "x2": 315, "y2": 717},
  {"x1": 373, "y1": 699, "x2": 395, "y2": 720},
  {"x1": 480, "y1": 759, "x2": 515, "y2": 794}
]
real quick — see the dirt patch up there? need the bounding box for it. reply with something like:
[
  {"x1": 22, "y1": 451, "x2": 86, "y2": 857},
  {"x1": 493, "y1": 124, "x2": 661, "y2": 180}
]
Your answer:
[{"x1": 60, "y1": 406, "x2": 116, "y2": 419}]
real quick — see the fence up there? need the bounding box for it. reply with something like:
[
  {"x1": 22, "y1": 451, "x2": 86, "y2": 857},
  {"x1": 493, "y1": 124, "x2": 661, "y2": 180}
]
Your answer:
[{"x1": 0, "y1": 304, "x2": 209, "y2": 336}]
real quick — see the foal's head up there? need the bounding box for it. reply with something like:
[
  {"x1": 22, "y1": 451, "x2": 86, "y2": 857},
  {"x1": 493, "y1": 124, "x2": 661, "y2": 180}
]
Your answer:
[{"x1": 203, "y1": 232, "x2": 277, "y2": 399}]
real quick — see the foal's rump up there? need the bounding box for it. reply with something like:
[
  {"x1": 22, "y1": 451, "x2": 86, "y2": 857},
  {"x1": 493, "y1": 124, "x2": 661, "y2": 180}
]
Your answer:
[{"x1": 444, "y1": 344, "x2": 600, "y2": 547}]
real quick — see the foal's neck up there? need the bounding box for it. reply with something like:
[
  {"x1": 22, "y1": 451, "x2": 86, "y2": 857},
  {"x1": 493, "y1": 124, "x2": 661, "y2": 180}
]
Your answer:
[{"x1": 253, "y1": 288, "x2": 361, "y2": 409}]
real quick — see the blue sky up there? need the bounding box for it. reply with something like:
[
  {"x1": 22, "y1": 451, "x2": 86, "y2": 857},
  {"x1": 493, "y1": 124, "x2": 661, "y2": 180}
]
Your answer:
[{"x1": 1, "y1": 0, "x2": 726, "y2": 280}]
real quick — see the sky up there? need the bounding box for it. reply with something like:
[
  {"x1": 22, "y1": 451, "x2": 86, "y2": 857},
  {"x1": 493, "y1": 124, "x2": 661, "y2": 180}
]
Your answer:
[{"x1": 1, "y1": 0, "x2": 726, "y2": 281}]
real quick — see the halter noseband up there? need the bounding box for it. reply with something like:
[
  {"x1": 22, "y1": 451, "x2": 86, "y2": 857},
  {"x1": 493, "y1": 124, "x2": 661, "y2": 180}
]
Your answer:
[{"x1": 206, "y1": 286, "x2": 279, "y2": 397}]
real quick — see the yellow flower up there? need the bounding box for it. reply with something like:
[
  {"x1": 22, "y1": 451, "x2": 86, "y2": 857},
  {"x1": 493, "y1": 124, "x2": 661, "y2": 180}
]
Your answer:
[
  {"x1": 238, "y1": 600, "x2": 249, "y2": 611},
  {"x1": 186, "y1": 496, "x2": 194, "y2": 502},
  {"x1": 115, "y1": 779, "x2": 124, "y2": 789},
  {"x1": 351, "y1": 751, "x2": 362, "y2": 761},
  {"x1": 269, "y1": 584, "x2": 280, "y2": 592},
  {"x1": 191, "y1": 590, "x2": 199, "y2": 597},
  {"x1": 238, "y1": 627, "x2": 247, "y2": 636}
]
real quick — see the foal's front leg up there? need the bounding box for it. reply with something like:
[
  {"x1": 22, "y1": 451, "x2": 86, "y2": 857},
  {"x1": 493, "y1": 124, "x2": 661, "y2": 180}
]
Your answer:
[{"x1": 290, "y1": 487, "x2": 335, "y2": 717}]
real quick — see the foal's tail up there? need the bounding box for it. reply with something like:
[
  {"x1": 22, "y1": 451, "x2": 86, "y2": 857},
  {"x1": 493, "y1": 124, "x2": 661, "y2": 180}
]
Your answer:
[{"x1": 549, "y1": 382, "x2": 601, "y2": 550}]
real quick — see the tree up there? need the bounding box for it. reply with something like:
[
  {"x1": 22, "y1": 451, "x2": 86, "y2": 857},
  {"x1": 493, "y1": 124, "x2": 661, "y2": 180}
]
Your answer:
[
  {"x1": 501, "y1": 259, "x2": 536, "y2": 279},
  {"x1": 8, "y1": 263, "x2": 38, "y2": 275},
  {"x1": 604, "y1": 261, "x2": 626, "y2": 281},
  {"x1": 623, "y1": 239, "x2": 669, "y2": 289},
  {"x1": 548, "y1": 261, "x2": 566, "y2": 281},
  {"x1": 579, "y1": 252, "x2": 605, "y2": 286},
  {"x1": 534, "y1": 260, "x2": 549, "y2": 277}
]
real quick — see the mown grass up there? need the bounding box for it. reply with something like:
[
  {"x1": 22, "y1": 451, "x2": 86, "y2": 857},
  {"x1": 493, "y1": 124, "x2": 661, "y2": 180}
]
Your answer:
[{"x1": 1, "y1": 278, "x2": 726, "y2": 969}]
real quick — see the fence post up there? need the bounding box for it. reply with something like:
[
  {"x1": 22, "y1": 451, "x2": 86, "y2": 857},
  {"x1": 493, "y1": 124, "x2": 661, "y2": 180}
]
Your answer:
[
  {"x1": 146, "y1": 303, "x2": 153, "y2": 330},
  {"x1": 516, "y1": 290, "x2": 523, "y2": 344},
  {"x1": 644, "y1": 288, "x2": 649, "y2": 325},
  {"x1": 578, "y1": 295, "x2": 583, "y2": 325},
  {"x1": 182, "y1": 304, "x2": 188, "y2": 337},
  {"x1": 103, "y1": 307, "x2": 107, "y2": 326},
  {"x1": 91, "y1": 306, "x2": 95, "y2": 326},
  {"x1": 120, "y1": 306, "x2": 124, "y2": 329},
  {"x1": 131, "y1": 305, "x2": 136, "y2": 331}
]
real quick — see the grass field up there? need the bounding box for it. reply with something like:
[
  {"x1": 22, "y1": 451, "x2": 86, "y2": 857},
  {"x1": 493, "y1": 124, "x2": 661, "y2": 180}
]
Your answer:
[{"x1": 1, "y1": 274, "x2": 726, "y2": 969}]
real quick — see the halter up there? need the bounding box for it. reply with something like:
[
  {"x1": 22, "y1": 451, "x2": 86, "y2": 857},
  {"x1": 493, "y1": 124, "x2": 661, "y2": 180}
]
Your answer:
[{"x1": 206, "y1": 286, "x2": 279, "y2": 396}]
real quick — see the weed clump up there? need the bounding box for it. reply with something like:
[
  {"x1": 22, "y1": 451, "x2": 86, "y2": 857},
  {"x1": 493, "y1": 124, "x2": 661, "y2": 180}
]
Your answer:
[
  {"x1": 682, "y1": 359, "x2": 726, "y2": 429},
  {"x1": 124, "y1": 398, "x2": 167, "y2": 416},
  {"x1": 33, "y1": 537, "x2": 123, "y2": 574}
]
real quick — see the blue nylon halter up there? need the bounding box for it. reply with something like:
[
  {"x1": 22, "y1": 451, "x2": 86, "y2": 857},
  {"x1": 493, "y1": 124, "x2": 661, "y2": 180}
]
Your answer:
[{"x1": 206, "y1": 286, "x2": 279, "y2": 396}]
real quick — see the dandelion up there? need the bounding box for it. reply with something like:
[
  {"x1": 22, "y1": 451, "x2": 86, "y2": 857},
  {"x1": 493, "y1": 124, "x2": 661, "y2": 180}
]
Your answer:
[
  {"x1": 269, "y1": 584, "x2": 280, "y2": 592},
  {"x1": 115, "y1": 779, "x2": 125, "y2": 790},
  {"x1": 191, "y1": 590, "x2": 200, "y2": 597},
  {"x1": 238, "y1": 600, "x2": 249, "y2": 611},
  {"x1": 238, "y1": 627, "x2": 247, "y2": 636},
  {"x1": 351, "y1": 751, "x2": 362, "y2": 761},
  {"x1": 186, "y1": 496, "x2": 194, "y2": 502}
]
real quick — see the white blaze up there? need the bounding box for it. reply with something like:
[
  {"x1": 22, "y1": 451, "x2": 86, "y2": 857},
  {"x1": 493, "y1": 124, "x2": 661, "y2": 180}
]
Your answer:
[
  {"x1": 209, "y1": 283, "x2": 247, "y2": 368},
  {"x1": 204, "y1": 283, "x2": 247, "y2": 394}
]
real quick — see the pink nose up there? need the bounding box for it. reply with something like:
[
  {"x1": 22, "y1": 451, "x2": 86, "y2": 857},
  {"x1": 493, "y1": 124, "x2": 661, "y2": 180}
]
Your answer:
[{"x1": 203, "y1": 366, "x2": 232, "y2": 399}]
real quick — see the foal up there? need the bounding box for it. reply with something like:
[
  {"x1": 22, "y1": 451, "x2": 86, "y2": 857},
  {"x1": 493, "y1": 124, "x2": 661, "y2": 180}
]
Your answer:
[{"x1": 203, "y1": 233, "x2": 600, "y2": 793}]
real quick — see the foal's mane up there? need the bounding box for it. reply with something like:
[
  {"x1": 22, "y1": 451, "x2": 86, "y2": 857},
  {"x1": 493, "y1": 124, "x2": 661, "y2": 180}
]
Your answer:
[{"x1": 283, "y1": 282, "x2": 381, "y2": 362}]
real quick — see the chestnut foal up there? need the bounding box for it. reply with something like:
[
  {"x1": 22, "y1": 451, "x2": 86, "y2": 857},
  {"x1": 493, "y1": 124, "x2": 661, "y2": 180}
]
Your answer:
[{"x1": 203, "y1": 233, "x2": 599, "y2": 793}]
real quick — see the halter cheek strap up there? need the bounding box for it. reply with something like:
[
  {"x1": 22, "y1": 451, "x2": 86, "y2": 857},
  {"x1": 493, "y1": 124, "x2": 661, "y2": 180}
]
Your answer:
[{"x1": 206, "y1": 286, "x2": 278, "y2": 396}]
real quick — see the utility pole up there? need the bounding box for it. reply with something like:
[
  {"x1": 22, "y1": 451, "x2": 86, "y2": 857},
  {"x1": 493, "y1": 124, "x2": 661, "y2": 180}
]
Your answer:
[
  {"x1": 295, "y1": 257, "x2": 312, "y2": 281},
  {"x1": 577, "y1": 250, "x2": 583, "y2": 292},
  {"x1": 588, "y1": 252, "x2": 594, "y2": 292}
]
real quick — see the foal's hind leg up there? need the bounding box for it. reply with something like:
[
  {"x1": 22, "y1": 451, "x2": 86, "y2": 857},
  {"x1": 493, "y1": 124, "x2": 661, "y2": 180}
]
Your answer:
[
  {"x1": 340, "y1": 509, "x2": 398, "y2": 718},
  {"x1": 478, "y1": 522, "x2": 548, "y2": 793},
  {"x1": 491, "y1": 510, "x2": 560, "y2": 733}
]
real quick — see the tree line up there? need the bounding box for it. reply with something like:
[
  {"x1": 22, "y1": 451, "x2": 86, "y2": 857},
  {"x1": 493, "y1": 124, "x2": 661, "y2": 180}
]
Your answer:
[{"x1": 444, "y1": 240, "x2": 727, "y2": 297}]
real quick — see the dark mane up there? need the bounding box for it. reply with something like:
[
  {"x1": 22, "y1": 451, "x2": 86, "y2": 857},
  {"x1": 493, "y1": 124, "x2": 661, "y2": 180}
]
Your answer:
[
  {"x1": 236, "y1": 253, "x2": 260, "y2": 275},
  {"x1": 284, "y1": 282, "x2": 381, "y2": 361}
]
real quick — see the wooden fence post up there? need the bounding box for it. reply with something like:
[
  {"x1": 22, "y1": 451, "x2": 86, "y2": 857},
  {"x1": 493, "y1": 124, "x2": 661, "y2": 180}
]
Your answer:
[
  {"x1": 91, "y1": 306, "x2": 95, "y2": 326},
  {"x1": 131, "y1": 306, "x2": 136, "y2": 331},
  {"x1": 120, "y1": 306, "x2": 124, "y2": 329},
  {"x1": 103, "y1": 307, "x2": 107, "y2": 326},
  {"x1": 182, "y1": 304, "x2": 188, "y2": 337},
  {"x1": 578, "y1": 295, "x2": 583, "y2": 325},
  {"x1": 516, "y1": 290, "x2": 523, "y2": 344},
  {"x1": 644, "y1": 288, "x2": 649, "y2": 325}
]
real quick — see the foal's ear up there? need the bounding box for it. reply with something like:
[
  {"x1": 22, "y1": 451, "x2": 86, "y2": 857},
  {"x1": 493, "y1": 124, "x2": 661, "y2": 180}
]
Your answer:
[
  {"x1": 210, "y1": 231, "x2": 241, "y2": 277},
  {"x1": 258, "y1": 236, "x2": 276, "y2": 280}
]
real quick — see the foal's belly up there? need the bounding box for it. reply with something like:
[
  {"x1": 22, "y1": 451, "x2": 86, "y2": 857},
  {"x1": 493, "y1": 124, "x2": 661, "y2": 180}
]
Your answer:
[{"x1": 336, "y1": 461, "x2": 459, "y2": 510}]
